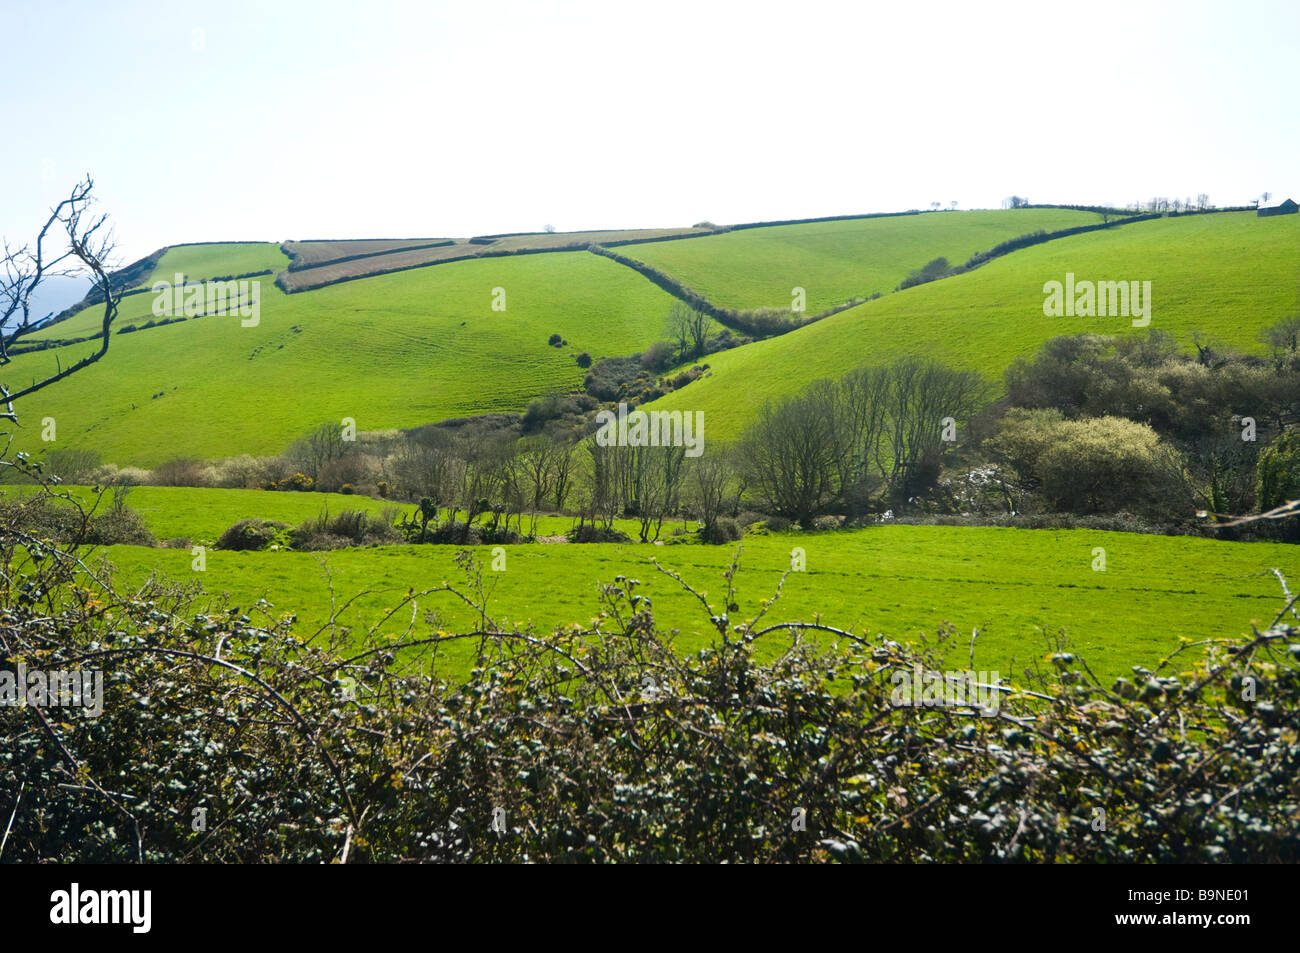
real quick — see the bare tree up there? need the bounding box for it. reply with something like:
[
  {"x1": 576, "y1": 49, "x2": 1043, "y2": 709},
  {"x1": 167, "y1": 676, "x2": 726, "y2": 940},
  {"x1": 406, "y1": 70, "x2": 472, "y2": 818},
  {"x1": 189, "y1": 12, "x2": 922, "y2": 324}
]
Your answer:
[
  {"x1": 288, "y1": 422, "x2": 349, "y2": 480},
  {"x1": 686, "y1": 448, "x2": 740, "y2": 537},
  {"x1": 877, "y1": 358, "x2": 988, "y2": 503},
  {"x1": 0, "y1": 176, "x2": 119, "y2": 421},
  {"x1": 630, "y1": 445, "x2": 685, "y2": 542},
  {"x1": 667, "y1": 302, "x2": 709, "y2": 361},
  {"x1": 740, "y1": 383, "x2": 841, "y2": 526}
]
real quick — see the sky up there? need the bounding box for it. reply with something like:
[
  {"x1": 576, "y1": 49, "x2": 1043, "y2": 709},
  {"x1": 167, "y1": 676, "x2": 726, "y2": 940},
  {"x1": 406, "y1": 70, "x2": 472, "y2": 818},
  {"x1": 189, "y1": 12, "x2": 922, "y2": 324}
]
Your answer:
[{"x1": 1, "y1": 0, "x2": 1298, "y2": 271}]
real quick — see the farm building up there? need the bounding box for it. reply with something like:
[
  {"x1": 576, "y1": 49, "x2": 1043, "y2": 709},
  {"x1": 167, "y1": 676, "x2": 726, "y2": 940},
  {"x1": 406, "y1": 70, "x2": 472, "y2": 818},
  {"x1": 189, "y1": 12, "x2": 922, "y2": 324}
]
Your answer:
[{"x1": 1257, "y1": 197, "x2": 1299, "y2": 217}]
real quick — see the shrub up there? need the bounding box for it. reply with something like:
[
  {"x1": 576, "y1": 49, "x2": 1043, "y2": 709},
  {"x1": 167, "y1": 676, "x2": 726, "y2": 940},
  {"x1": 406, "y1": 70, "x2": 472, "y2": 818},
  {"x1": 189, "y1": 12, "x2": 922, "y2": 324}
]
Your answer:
[
  {"x1": 567, "y1": 524, "x2": 632, "y2": 543},
  {"x1": 0, "y1": 490, "x2": 156, "y2": 546},
  {"x1": 896, "y1": 256, "x2": 953, "y2": 291},
  {"x1": 202, "y1": 454, "x2": 280, "y2": 489},
  {"x1": 403, "y1": 519, "x2": 481, "y2": 545},
  {"x1": 290, "y1": 509, "x2": 400, "y2": 550},
  {"x1": 548, "y1": 333, "x2": 563, "y2": 346},
  {"x1": 1257, "y1": 430, "x2": 1300, "y2": 512},
  {"x1": 87, "y1": 463, "x2": 151, "y2": 486},
  {"x1": 575, "y1": 351, "x2": 592, "y2": 368},
  {"x1": 268, "y1": 472, "x2": 314, "y2": 492},
  {"x1": 583, "y1": 356, "x2": 645, "y2": 402},
  {"x1": 986, "y1": 409, "x2": 1191, "y2": 519},
  {"x1": 215, "y1": 519, "x2": 288, "y2": 551},
  {"x1": 84, "y1": 499, "x2": 156, "y2": 546},
  {"x1": 478, "y1": 526, "x2": 524, "y2": 545},
  {"x1": 640, "y1": 341, "x2": 673, "y2": 372},
  {"x1": 152, "y1": 457, "x2": 208, "y2": 487},
  {"x1": 1038, "y1": 417, "x2": 1188, "y2": 517},
  {"x1": 522, "y1": 394, "x2": 564, "y2": 432},
  {"x1": 40, "y1": 448, "x2": 102, "y2": 483},
  {"x1": 317, "y1": 454, "x2": 378, "y2": 493},
  {"x1": 701, "y1": 517, "x2": 742, "y2": 544}
]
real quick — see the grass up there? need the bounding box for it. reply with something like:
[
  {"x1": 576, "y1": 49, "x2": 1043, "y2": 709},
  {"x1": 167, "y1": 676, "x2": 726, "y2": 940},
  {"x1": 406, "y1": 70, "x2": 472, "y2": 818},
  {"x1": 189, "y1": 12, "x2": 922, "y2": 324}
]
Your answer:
[
  {"x1": 1, "y1": 484, "x2": 645, "y2": 544},
  {"x1": 94, "y1": 522, "x2": 1299, "y2": 684},
  {"x1": 5, "y1": 250, "x2": 697, "y2": 465},
  {"x1": 143, "y1": 242, "x2": 290, "y2": 285},
  {"x1": 647, "y1": 211, "x2": 1300, "y2": 440},
  {"x1": 623, "y1": 209, "x2": 1104, "y2": 313}
]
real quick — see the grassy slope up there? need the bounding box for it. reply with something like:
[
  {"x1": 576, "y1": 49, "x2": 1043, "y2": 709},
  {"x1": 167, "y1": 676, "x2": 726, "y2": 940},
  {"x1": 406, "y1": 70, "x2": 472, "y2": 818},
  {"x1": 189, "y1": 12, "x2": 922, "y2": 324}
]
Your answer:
[
  {"x1": 649, "y1": 211, "x2": 1300, "y2": 440},
  {"x1": 624, "y1": 209, "x2": 1103, "y2": 313},
  {"x1": 143, "y1": 242, "x2": 290, "y2": 284},
  {"x1": 7, "y1": 251, "x2": 695, "y2": 465},
  {"x1": 35, "y1": 242, "x2": 293, "y2": 341},
  {"x1": 97, "y1": 523, "x2": 1298, "y2": 683}
]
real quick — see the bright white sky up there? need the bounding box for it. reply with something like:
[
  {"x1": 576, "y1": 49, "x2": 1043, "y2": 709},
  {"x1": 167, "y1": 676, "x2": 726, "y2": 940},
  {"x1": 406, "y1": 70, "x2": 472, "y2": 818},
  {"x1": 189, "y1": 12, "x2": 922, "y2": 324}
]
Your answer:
[{"x1": 2, "y1": 0, "x2": 1297, "y2": 266}]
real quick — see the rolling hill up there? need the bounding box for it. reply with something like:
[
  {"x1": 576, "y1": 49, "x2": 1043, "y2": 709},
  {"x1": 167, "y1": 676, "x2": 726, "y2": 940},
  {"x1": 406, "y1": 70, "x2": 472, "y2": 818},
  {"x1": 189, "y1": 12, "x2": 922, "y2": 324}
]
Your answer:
[
  {"x1": 620, "y1": 208, "x2": 1105, "y2": 313},
  {"x1": 8, "y1": 208, "x2": 1296, "y2": 467},
  {"x1": 645, "y1": 211, "x2": 1300, "y2": 440},
  {"x1": 8, "y1": 251, "x2": 697, "y2": 464}
]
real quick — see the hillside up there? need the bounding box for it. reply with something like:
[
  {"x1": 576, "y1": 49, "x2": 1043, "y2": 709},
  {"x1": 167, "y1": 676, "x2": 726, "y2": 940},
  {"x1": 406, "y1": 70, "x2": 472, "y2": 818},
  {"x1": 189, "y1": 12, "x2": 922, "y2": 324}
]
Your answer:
[
  {"x1": 8, "y1": 251, "x2": 695, "y2": 464},
  {"x1": 646, "y1": 211, "x2": 1300, "y2": 440},
  {"x1": 9, "y1": 209, "x2": 1296, "y2": 466},
  {"x1": 621, "y1": 208, "x2": 1104, "y2": 313}
]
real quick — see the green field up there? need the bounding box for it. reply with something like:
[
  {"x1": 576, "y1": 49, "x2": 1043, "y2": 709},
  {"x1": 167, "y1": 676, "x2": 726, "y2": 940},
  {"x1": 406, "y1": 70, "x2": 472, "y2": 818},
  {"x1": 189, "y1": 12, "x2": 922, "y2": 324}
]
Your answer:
[
  {"x1": 92, "y1": 520, "x2": 1298, "y2": 684},
  {"x1": 10, "y1": 251, "x2": 700, "y2": 465},
  {"x1": 144, "y1": 242, "x2": 290, "y2": 285},
  {"x1": 648, "y1": 211, "x2": 1300, "y2": 440},
  {"x1": 624, "y1": 209, "x2": 1103, "y2": 313},
  {"x1": 5, "y1": 484, "x2": 643, "y2": 544}
]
